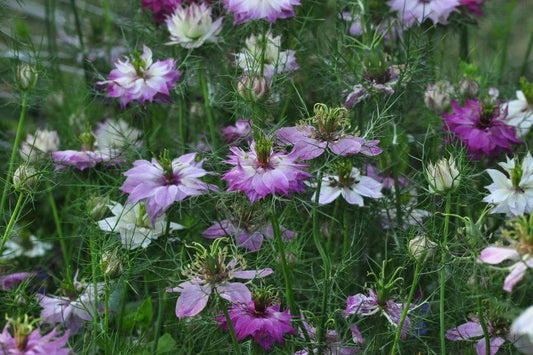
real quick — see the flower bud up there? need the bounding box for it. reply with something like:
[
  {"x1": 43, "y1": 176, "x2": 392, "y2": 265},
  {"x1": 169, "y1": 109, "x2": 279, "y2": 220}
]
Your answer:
[
  {"x1": 13, "y1": 165, "x2": 38, "y2": 192},
  {"x1": 458, "y1": 78, "x2": 479, "y2": 99},
  {"x1": 426, "y1": 156, "x2": 460, "y2": 194},
  {"x1": 16, "y1": 64, "x2": 38, "y2": 91},
  {"x1": 237, "y1": 75, "x2": 270, "y2": 102},
  {"x1": 408, "y1": 235, "x2": 437, "y2": 262},
  {"x1": 424, "y1": 81, "x2": 454, "y2": 111},
  {"x1": 101, "y1": 249, "x2": 123, "y2": 278},
  {"x1": 86, "y1": 195, "x2": 110, "y2": 220}
]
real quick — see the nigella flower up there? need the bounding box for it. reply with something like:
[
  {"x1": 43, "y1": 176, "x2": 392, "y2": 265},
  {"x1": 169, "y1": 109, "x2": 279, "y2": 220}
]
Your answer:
[
  {"x1": 97, "y1": 201, "x2": 184, "y2": 249},
  {"x1": 166, "y1": 241, "x2": 273, "y2": 318},
  {"x1": 216, "y1": 291, "x2": 295, "y2": 350},
  {"x1": 345, "y1": 289, "x2": 412, "y2": 339},
  {"x1": 38, "y1": 273, "x2": 105, "y2": 334},
  {"x1": 222, "y1": 119, "x2": 252, "y2": 144},
  {"x1": 2, "y1": 232, "x2": 52, "y2": 260},
  {"x1": 344, "y1": 64, "x2": 403, "y2": 107},
  {"x1": 53, "y1": 132, "x2": 119, "y2": 170},
  {"x1": 120, "y1": 152, "x2": 217, "y2": 222},
  {"x1": 460, "y1": 0, "x2": 486, "y2": 16},
  {"x1": 388, "y1": 0, "x2": 460, "y2": 27},
  {"x1": 277, "y1": 104, "x2": 382, "y2": 160},
  {"x1": 235, "y1": 32, "x2": 299, "y2": 81},
  {"x1": 483, "y1": 153, "x2": 533, "y2": 216},
  {"x1": 98, "y1": 45, "x2": 181, "y2": 108},
  {"x1": 20, "y1": 129, "x2": 60, "y2": 162},
  {"x1": 504, "y1": 80, "x2": 533, "y2": 137},
  {"x1": 0, "y1": 272, "x2": 36, "y2": 291},
  {"x1": 165, "y1": 3, "x2": 223, "y2": 49},
  {"x1": 446, "y1": 315, "x2": 523, "y2": 355},
  {"x1": 511, "y1": 305, "x2": 533, "y2": 351},
  {"x1": 295, "y1": 316, "x2": 363, "y2": 354},
  {"x1": 222, "y1": 0, "x2": 301, "y2": 24},
  {"x1": 442, "y1": 100, "x2": 522, "y2": 159},
  {"x1": 223, "y1": 135, "x2": 310, "y2": 202},
  {"x1": 142, "y1": 0, "x2": 181, "y2": 22},
  {"x1": 309, "y1": 162, "x2": 383, "y2": 206},
  {"x1": 0, "y1": 315, "x2": 71, "y2": 355}
]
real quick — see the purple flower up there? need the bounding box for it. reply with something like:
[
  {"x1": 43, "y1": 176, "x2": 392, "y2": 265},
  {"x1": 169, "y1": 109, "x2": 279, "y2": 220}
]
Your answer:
[
  {"x1": 345, "y1": 66, "x2": 402, "y2": 107},
  {"x1": 442, "y1": 100, "x2": 522, "y2": 159},
  {"x1": 446, "y1": 315, "x2": 516, "y2": 355},
  {"x1": 222, "y1": 137, "x2": 310, "y2": 202},
  {"x1": 98, "y1": 45, "x2": 181, "y2": 108},
  {"x1": 203, "y1": 219, "x2": 294, "y2": 251},
  {"x1": 166, "y1": 244, "x2": 273, "y2": 318},
  {"x1": 222, "y1": 119, "x2": 252, "y2": 144},
  {"x1": 0, "y1": 272, "x2": 36, "y2": 291},
  {"x1": 388, "y1": 0, "x2": 460, "y2": 27},
  {"x1": 460, "y1": 0, "x2": 486, "y2": 16},
  {"x1": 345, "y1": 289, "x2": 412, "y2": 339},
  {"x1": 120, "y1": 152, "x2": 217, "y2": 222},
  {"x1": 0, "y1": 317, "x2": 71, "y2": 355},
  {"x1": 217, "y1": 300, "x2": 295, "y2": 350},
  {"x1": 142, "y1": 0, "x2": 181, "y2": 21},
  {"x1": 365, "y1": 164, "x2": 409, "y2": 191},
  {"x1": 53, "y1": 150, "x2": 116, "y2": 170},
  {"x1": 222, "y1": 0, "x2": 301, "y2": 24}
]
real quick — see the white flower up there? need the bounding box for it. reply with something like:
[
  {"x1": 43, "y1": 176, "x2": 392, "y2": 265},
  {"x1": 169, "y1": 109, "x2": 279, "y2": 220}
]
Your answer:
[
  {"x1": 504, "y1": 90, "x2": 533, "y2": 137},
  {"x1": 483, "y1": 153, "x2": 533, "y2": 216},
  {"x1": 2, "y1": 234, "x2": 53, "y2": 259},
  {"x1": 94, "y1": 119, "x2": 141, "y2": 152},
  {"x1": 426, "y1": 156, "x2": 460, "y2": 194},
  {"x1": 20, "y1": 129, "x2": 60, "y2": 162},
  {"x1": 512, "y1": 305, "x2": 533, "y2": 347},
  {"x1": 165, "y1": 3, "x2": 223, "y2": 49},
  {"x1": 97, "y1": 202, "x2": 184, "y2": 249}
]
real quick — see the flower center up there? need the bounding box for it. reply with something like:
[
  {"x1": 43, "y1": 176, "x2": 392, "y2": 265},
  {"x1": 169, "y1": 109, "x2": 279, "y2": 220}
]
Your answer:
[
  {"x1": 157, "y1": 150, "x2": 177, "y2": 185},
  {"x1": 79, "y1": 132, "x2": 96, "y2": 152},
  {"x1": 310, "y1": 103, "x2": 350, "y2": 142},
  {"x1": 478, "y1": 102, "x2": 498, "y2": 128},
  {"x1": 254, "y1": 134, "x2": 273, "y2": 168}
]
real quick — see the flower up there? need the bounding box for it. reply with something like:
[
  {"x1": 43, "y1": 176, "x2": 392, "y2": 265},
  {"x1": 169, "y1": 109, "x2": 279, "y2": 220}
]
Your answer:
[
  {"x1": 408, "y1": 235, "x2": 437, "y2": 262},
  {"x1": 388, "y1": 0, "x2": 460, "y2": 27},
  {"x1": 142, "y1": 0, "x2": 181, "y2": 21},
  {"x1": 426, "y1": 156, "x2": 460, "y2": 194},
  {"x1": 424, "y1": 80, "x2": 455, "y2": 111},
  {"x1": 344, "y1": 65, "x2": 402, "y2": 107},
  {"x1": 2, "y1": 232, "x2": 52, "y2": 260},
  {"x1": 216, "y1": 296, "x2": 295, "y2": 350},
  {"x1": 222, "y1": 119, "x2": 252, "y2": 143},
  {"x1": 309, "y1": 163, "x2": 383, "y2": 206},
  {"x1": 295, "y1": 316, "x2": 362, "y2": 354},
  {"x1": 53, "y1": 132, "x2": 120, "y2": 170},
  {"x1": 16, "y1": 64, "x2": 38, "y2": 92},
  {"x1": 97, "y1": 201, "x2": 184, "y2": 249},
  {"x1": 344, "y1": 289, "x2": 412, "y2": 339},
  {"x1": 442, "y1": 100, "x2": 522, "y2": 159},
  {"x1": 0, "y1": 315, "x2": 71, "y2": 355},
  {"x1": 235, "y1": 32, "x2": 299, "y2": 81},
  {"x1": 166, "y1": 242, "x2": 273, "y2": 318},
  {"x1": 98, "y1": 45, "x2": 181, "y2": 108},
  {"x1": 237, "y1": 75, "x2": 270, "y2": 101},
  {"x1": 13, "y1": 165, "x2": 38, "y2": 192},
  {"x1": 483, "y1": 153, "x2": 533, "y2": 216},
  {"x1": 446, "y1": 315, "x2": 519, "y2": 355},
  {"x1": 165, "y1": 3, "x2": 223, "y2": 49},
  {"x1": 222, "y1": 136, "x2": 310, "y2": 202},
  {"x1": 511, "y1": 305, "x2": 533, "y2": 346},
  {"x1": 20, "y1": 129, "x2": 60, "y2": 162},
  {"x1": 276, "y1": 104, "x2": 382, "y2": 160},
  {"x1": 460, "y1": 0, "x2": 486, "y2": 16},
  {"x1": 477, "y1": 215, "x2": 533, "y2": 292},
  {"x1": 0, "y1": 272, "x2": 36, "y2": 291},
  {"x1": 120, "y1": 152, "x2": 217, "y2": 222},
  {"x1": 504, "y1": 86, "x2": 533, "y2": 138},
  {"x1": 222, "y1": 0, "x2": 301, "y2": 24},
  {"x1": 94, "y1": 119, "x2": 141, "y2": 154}
]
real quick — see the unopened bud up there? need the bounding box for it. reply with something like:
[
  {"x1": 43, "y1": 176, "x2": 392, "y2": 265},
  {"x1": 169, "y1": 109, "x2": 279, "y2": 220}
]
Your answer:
[
  {"x1": 101, "y1": 249, "x2": 123, "y2": 278},
  {"x1": 408, "y1": 235, "x2": 437, "y2": 262},
  {"x1": 87, "y1": 195, "x2": 110, "y2": 220},
  {"x1": 458, "y1": 78, "x2": 479, "y2": 99},
  {"x1": 237, "y1": 75, "x2": 270, "y2": 102},
  {"x1": 424, "y1": 81, "x2": 454, "y2": 111},
  {"x1": 16, "y1": 64, "x2": 38, "y2": 91},
  {"x1": 426, "y1": 156, "x2": 460, "y2": 194},
  {"x1": 13, "y1": 165, "x2": 37, "y2": 192}
]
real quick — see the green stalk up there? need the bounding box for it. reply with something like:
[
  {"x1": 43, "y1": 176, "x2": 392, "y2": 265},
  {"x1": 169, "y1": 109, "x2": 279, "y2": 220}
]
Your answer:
[
  {"x1": 520, "y1": 30, "x2": 533, "y2": 76},
  {"x1": 0, "y1": 193, "x2": 24, "y2": 255},
  {"x1": 439, "y1": 193, "x2": 452, "y2": 355},
  {"x1": 222, "y1": 304, "x2": 241, "y2": 355},
  {"x1": 199, "y1": 65, "x2": 217, "y2": 151},
  {"x1": 390, "y1": 262, "x2": 421, "y2": 355},
  {"x1": 342, "y1": 204, "x2": 350, "y2": 258},
  {"x1": 47, "y1": 182, "x2": 72, "y2": 281},
  {"x1": 459, "y1": 25, "x2": 469, "y2": 62},
  {"x1": 1, "y1": 93, "x2": 28, "y2": 215},
  {"x1": 477, "y1": 297, "x2": 490, "y2": 355},
  {"x1": 152, "y1": 290, "x2": 167, "y2": 354},
  {"x1": 69, "y1": 0, "x2": 90, "y2": 83},
  {"x1": 498, "y1": 0, "x2": 516, "y2": 82}
]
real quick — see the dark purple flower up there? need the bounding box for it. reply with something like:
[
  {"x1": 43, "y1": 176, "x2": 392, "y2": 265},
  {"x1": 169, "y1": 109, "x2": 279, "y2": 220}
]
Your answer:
[
  {"x1": 0, "y1": 272, "x2": 36, "y2": 291},
  {"x1": 442, "y1": 100, "x2": 522, "y2": 159},
  {"x1": 460, "y1": 0, "x2": 486, "y2": 16},
  {"x1": 142, "y1": 0, "x2": 182, "y2": 22}
]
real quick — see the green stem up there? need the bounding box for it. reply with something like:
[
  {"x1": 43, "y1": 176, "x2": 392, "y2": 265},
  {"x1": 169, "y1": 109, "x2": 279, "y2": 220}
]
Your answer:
[
  {"x1": 222, "y1": 304, "x2": 241, "y2": 355},
  {"x1": 152, "y1": 290, "x2": 167, "y2": 354},
  {"x1": 498, "y1": 0, "x2": 516, "y2": 82},
  {"x1": 47, "y1": 182, "x2": 72, "y2": 281},
  {"x1": 342, "y1": 204, "x2": 349, "y2": 259},
  {"x1": 1, "y1": 93, "x2": 28, "y2": 215},
  {"x1": 520, "y1": 30, "x2": 533, "y2": 76},
  {"x1": 69, "y1": 0, "x2": 90, "y2": 83},
  {"x1": 0, "y1": 193, "x2": 24, "y2": 255},
  {"x1": 477, "y1": 297, "x2": 490, "y2": 355},
  {"x1": 390, "y1": 262, "x2": 421, "y2": 355},
  {"x1": 460, "y1": 25, "x2": 469, "y2": 62},
  {"x1": 199, "y1": 65, "x2": 217, "y2": 151},
  {"x1": 439, "y1": 193, "x2": 452, "y2": 355}
]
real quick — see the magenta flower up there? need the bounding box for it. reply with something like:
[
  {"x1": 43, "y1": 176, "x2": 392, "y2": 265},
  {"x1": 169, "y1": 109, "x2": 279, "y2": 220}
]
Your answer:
[
  {"x1": 203, "y1": 219, "x2": 294, "y2": 251},
  {"x1": 0, "y1": 272, "x2": 36, "y2": 291},
  {"x1": 222, "y1": 137, "x2": 310, "y2": 202},
  {"x1": 98, "y1": 45, "x2": 181, "y2": 108},
  {"x1": 222, "y1": 0, "x2": 301, "y2": 24},
  {"x1": 446, "y1": 315, "x2": 518, "y2": 355},
  {"x1": 442, "y1": 100, "x2": 522, "y2": 159},
  {"x1": 142, "y1": 0, "x2": 181, "y2": 21},
  {"x1": 388, "y1": 0, "x2": 460, "y2": 26},
  {"x1": 344, "y1": 66, "x2": 402, "y2": 107},
  {"x1": 460, "y1": 0, "x2": 486, "y2": 16},
  {"x1": 166, "y1": 244, "x2": 273, "y2": 318},
  {"x1": 120, "y1": 152, "x2": 217, "y2": 222},
  {"x1": 0, "y1": 317, "x2": 71, "y2": 355},
  {"x1": 345, "y1": 289, "x2": 411, "y2": 339},
  {"x1": 222, "y1": 119, "x2": 252, "y2": 143},
  {"x1": 217, "y1": 300, "x2": 295, "y2": 350}
]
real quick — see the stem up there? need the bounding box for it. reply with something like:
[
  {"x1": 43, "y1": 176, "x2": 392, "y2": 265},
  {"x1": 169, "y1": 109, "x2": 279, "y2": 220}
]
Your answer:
[
  {"x1": 342, "y1": 204, "x2": 349, "y2": 258},
  {"x1": 439, "y1": 193, "x2": 452, "y2": 355},
  {"x1": 477, "y1": 297, "x2": 490, "y2": 355},
  {"x1": 47, "y1": 182, "x2": 72, "y2": 281},
  {"x1": 69, "y1": 0, "x2": 90, "y2": 83},
  {"x1": 520, "y1": 30, "x2": 533, "y2": 76},
  {"x1": 390, "y1": 128, "x2": 403, "y2": 231},
  {"x1": 199, "y1": 65, "x2": 217, "y2": 151},
  {"x1": 1, "y1": 93, "x2": 28, "y2": 215},
  {"x1": 152, "y1": 290, "x2": 167, "y2": 354},
  {"x1": 498, "y1": 0, "x2": 516, "y2": 82},
  {"x1": 222, "y1": 304, "x2": 241, "y2": 355},
  {"x1": 0, "y1": 193, "x2": 24, "y2": 255},
  {"x1": 390, "y1": 262, "x2": 421, "y2": 355},
  {"x1": 459, "y1": 25, "x2": 469, "y2": 62}
]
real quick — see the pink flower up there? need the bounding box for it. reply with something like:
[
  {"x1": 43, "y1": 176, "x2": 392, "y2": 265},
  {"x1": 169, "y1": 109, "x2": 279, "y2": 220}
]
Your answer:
[
  {"x1": 388, "y1": 0, "x2": 460, "y2": 27},
  {"x1": 0, "y1": 319, "x2": 71, "y2": 355},
  {"x1": 442, "y1": 100, "x2": 522, "y2": 159},
  {"x1": 0, "y1": 272, "x2": 36, "y2": 291},
  {"x1": 120, "y1": 152, "x2": 217, "y2": 222},
  {"x1": 345, "y1": 66, "x2": 402, "y2": 106},
  {"x1": 460, "y1": 0, "x2": 486, "y2": 16},
  {"x1": 217, "y1": 300, "x2": 295, "y2": 350},
  {"x1": 222, "y1": 138, "x2": 310, "y2": 202},
  {"x1": 98, "y1": 45, "x2": 181, "y2": 108},
  {"x1": 222, "y1": 119, "x2": 252, "y2": 143},
  {"x1": 142, "y1": 0, "x2": 182, "y2": 21},
  {"x1": 53, "y1": 150, "x2": 116, "y2": 170},
  {"x1": 222, "y1": 0, "x2": 301, "y2": 24},
  {"x1": 446, "y1": 315, "x2": 516, "y2": 355}
]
